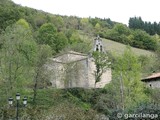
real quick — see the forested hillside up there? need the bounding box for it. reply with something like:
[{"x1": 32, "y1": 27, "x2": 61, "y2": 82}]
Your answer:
[
  {"x1": 129, "y1": 17, "x2": 160, "y2": 35},
  {"x1": 0, "y1": 0, "x2": 160, "y2": 119},
  {"x1": 0, "y1": 0, "x2": 159, "y2": 52}
]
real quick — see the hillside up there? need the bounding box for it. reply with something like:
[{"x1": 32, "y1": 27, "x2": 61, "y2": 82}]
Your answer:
[
  {"x1": 0, "y1": 1, "x2": 160, "y2": 119},
  {"x1": 80, "y1": 33, "x2": 154, "y2": 56},
  {"x1": 103, "y1": 38, "x2": 154, "y2": 56},
  {"x1": 0, "y1": 0, "x2": 158, "y2": 52}
]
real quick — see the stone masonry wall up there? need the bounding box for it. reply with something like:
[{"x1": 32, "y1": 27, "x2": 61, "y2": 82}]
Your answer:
[
  {"x1": 47, "y1": 51, "x2": 112, "y2": 89},
  {"x1": 145, "y1": 80, "x2": 160, "y2": 88}
]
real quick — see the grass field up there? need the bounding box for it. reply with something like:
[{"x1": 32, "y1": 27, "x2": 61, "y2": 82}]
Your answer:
[
  {"x1": 80, "y1": 33, "x2": 155, "y2": 56},
  {"x1": 102, "y1": 38, "x2": 154, "y2": 56}
]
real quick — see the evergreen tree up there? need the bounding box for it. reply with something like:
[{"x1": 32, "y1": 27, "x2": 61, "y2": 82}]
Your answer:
[{"x1": 129, "y1": 16, "x2": 160, "y2": 35}]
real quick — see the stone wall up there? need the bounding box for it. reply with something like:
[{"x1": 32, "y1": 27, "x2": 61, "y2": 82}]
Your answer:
[
  {"x1": 47, "y1": 51, "x2": 112, "y2": 89},
  {"x1": 96, "y1": 68, "x2": 112, "y2": 88},
  {"x1": 145, "y1": 80, "x2": 160, "y2": 88},
  {"x1": 64, "y1": 60, "x2": 88, "y2": 88},
  {"x1": 47, "y1": 62, "x2": 65, "y2": 88},
  {"x1": 87, "y1": 57, "x2": 111, "y2": 88}
]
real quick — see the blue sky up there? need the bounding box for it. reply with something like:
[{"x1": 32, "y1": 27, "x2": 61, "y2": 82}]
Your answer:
[{"x1": 12, "y1": 0, "x2": 160, "y2": 25}]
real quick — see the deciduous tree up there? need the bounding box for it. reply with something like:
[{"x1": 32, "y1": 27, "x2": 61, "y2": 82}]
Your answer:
[
  {"x1": 112, "y1": 47, "x2": 149, "y2": 110},
  {"x1": 0, "y1": 20, "x2": 37, "y2": 95},
  {"x1": 92, "y1": 51, "x2": 111, "y2": 87},
  {"x1": 32, "y1": 44, "x2": 52, "y2": 103}
]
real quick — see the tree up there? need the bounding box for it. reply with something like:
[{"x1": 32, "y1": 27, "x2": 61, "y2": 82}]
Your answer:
[
  {"x1": 55, "y1": 32, "x2": 68, "y2": 53},
  {"x1": 37, "y1": 23, "x2": 57, "y2": 53},
  {"x1": 92, "y1": 51, "x2": 111, "y2": 87},
  {"x1": 63, "y1": 16, "x2": 79, "y2": 29},
  {"x1": 49, "y1": 15, "x2": 64, "y2": 31},
  {"x1": 32, "y1": 44, "x2": 52, "y2": 103},
  {"x1": 33, "y1": 13, "x2": 47, "y2": 28},
  {"x1": 69, "y1": 31, "x2": 82, "y2": 44},
  {"x1": 37, "y1": 23, "x2": 68, "y2": 54},
  {"x1": 0, "y1": 20, "x2": 37, "y2": 96},
  {"x1": 80, "y1": 18, "x2": 93, "y2": 33},
  {"x1": 129, "y1": 17, "x2": 144, "y2": 30},
  {"x1": 0, "y1": 2, "x2": 23, "y2": 32},
  {"x1": 95, "y1": 23, "x2": 101, "y2": 32},
  {"x1": 112, "y1": 47, "x2": 149, "y2": 110},
  {"x1": 80, "y1": 18, "x2": 89, "y2": 28},
  {"x1": 66, "y1": 31, "x2": 91, "y2": 53},
  {"x1": 132, "y1": 29, "x2": 157, "y2": 50},
  {"x1": 114, "y1": 24, "x2": 130, "y2": 35},
  {"x1": 129, "y1": 17, "x2": 160, "y2": 35},
  {"x1": 16, "y1": 18, "x2": 31, "y2": 30},
  {"x1": 106, "y1": 23, "x2": 131, "y2": 45}
]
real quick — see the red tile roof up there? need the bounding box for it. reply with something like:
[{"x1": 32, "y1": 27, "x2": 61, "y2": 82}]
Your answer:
[{"x1": 142, "y1": 72, "x2": 160, "y2": 81}]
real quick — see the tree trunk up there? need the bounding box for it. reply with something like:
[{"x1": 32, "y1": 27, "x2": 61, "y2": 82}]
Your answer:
[
  {"x1": 8, "y1": 61, "x2": 12, "y2": 90},
  {"x1": 33, "y1": 69, "x2": 39, "y2": 104},
  {"x1": 120, "y1": 72, "x2": 124, "y2": 110}
]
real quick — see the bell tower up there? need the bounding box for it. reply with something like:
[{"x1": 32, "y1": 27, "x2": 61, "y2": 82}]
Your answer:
[{"x1": 93, "y1": 35, "x2": 103, "y2": 52}]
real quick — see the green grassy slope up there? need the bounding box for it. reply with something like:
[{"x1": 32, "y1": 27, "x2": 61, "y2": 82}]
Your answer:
[
  {"x1": 81, "y1": 33, "x2": 154, "y2": 56},
  {"x1": 102, "y1": 38, "x2": 154, "y2": 56}
]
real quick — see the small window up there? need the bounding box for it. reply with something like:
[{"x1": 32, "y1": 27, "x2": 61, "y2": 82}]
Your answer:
[
  {"x1": 149, "y1": 84, "x2": 152, "y2": 87},
  {"x1": 96, "y1": 45, "x2": 99, "y2": 51},
  {"x1": 100, "y1": 45, "x2": 102, "y2": 52}
]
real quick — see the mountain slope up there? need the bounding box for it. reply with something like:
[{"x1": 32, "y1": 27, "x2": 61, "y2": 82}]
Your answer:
[
  {"x1": 80, "y1": 33, "x2": 154, "y2": 56},
  {"x1": 102, "y1": 38, "x2": 154, "y2": 56}
]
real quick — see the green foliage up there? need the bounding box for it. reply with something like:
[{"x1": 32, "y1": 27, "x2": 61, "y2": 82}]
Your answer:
[
  {"x1": 80, "y1": 18, "x2": 89, "y2": 28},
  {"x1": 92, "y1": 51, "x2": 111, "y2": 84},
  {"x1": 37, "y1": 23, "x2": 69, "y2": 54},
  {"x1": 32, "y1": 44, "x2": 52, "y2": 103},
  {"x1": 124, "y1": 102, "x2": 160, "y2": 120},
  {"x1": 105, "y1": 23, "x2": 157, "y2": 51},
  {"x1": 49, "y1": 15, "x2": 64, "y2": 31},
  {"x1": 129, "y1": 16, "x2": 160, "y2": 35},
  {"x1": 69, "y1": 31, "x2": 82, "y2": 44},
  {"x1": 38, "y1": 23, "x2": 57, "y2": 45},
  {"x1": 89, "y1": 17, "x2": 115, "y2": 29},
  {"x1": 152, "y1": 43, "x2": 160, "y2": 72},
  {"x1": 64, "y1": 31, "x2": 92, "y2": 53},
  {"x1": 0, "y1": 22, "x2": 36, "y2": 94},
  {"x1": 138, "y1": 55, "x2": 152, "y2": 76},
  {"x1": 106, "y1": 23, "x2": 132, "y2": 45},
  {"x1": 65, "y1": 91, "x2": 91, "y2": 111},
  {"x1": 16, "y1": 18, "x2": 31, "y2": 30},
  {"x1": 36, "y1": 44, "x2": 52, "y2": 66},
  {"x1": 55, "y1": 32, "x2": 68, "y2": 52},
  {"x1": 132, "y1": 29, "x2": 157, "y2": 50},
  {"x1": 0, "y1": 1, "x2": 159, "y2": 119},
  {"x1": 95, "y1": 23, "x2": 101, "y2": 33},
  {"x1": 112, "y1": 47, "x2": 150, "y2": 109},
  {"x1": 37, "y1": 23, "x2": 57, "y2": 53},
  {"x1": 150, "y1": 89, "x2": 160, "y2": 103},
  {"x1": 129, "y1": 17, "x2": 144, "y2": 30},
  {"x1": 63, "y1": 16, "x2": 80, "y2": 30},
  {"x1": 0, "y1": 2, "x2": 23, "y2": 32},
  {"x1": 113, "y1": 24, "x2": 131, "y2": 35}
]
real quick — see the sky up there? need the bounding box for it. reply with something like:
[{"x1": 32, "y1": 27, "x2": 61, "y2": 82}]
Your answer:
[{"x1": 12, "y1": 0, "x2": 160, "y2": 25}]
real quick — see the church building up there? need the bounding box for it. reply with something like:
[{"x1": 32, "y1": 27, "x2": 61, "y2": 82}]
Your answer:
[{"x1": 46, "y1": 36, "x2": 112, "y2": 88}]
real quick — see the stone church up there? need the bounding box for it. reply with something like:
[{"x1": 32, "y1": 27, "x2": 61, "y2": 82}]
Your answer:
[{"x1": 46, "y1": 36, "x2": 112, "y2": 88}]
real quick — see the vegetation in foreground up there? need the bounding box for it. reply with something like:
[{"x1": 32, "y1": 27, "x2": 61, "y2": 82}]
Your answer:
[{"x1": 0, "y1": 0, "x2": 160, "y2": 119}]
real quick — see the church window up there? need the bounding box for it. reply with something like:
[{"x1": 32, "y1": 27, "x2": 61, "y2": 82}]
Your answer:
[
  {"x1": 149, "y1": 84, "x2": 152, "y2": 88},
  {"x1": 100, "y1": 45, "x2": 102, "y2": 52},
  {"x1": 96, "y1": 45, "x2": 99, "y2": 51}
]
